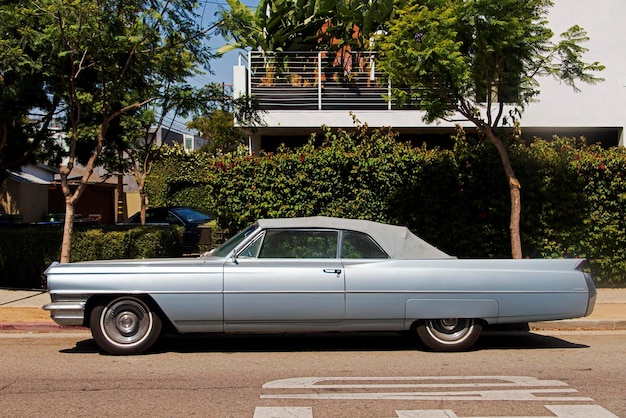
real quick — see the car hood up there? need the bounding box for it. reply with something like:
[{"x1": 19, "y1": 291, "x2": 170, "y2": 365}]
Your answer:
[{"x1": 45, "y1": 256, "x2": 227, "y2": 275}]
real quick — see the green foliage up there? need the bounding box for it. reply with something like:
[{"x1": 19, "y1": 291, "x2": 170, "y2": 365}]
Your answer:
[
  {"x1": 148, "y1": 134, "x2": 626, "y2": 284},
  {"x1": 0, "y1": 227, "x2": 61, "y2": 288},
  {"x1": 375, "y1": 0, "x2": 604, "y2": 124},
  {"x1": 188, "y1": 109, "x2": 248, "y2": 155},
  {"x1": 218, "y1": 0, "x2": 329, "y2": 53},
  {"x1": 374, "y1": 0, "x2": 604, "y2": 259},
  {"x1": 69, "y1": 227, "x2": 182, "y2": 261},
  {"x1": 0, "y1": 0, "x2": 59, "y2": 183},
  {"x1": 0, "y1": 226, "x2": 183, "y2": 288},
  {"x1": 218, "y1": 0, "x2": 393, "y2": 53},
  {"x1": 2, "y1": 0, "x2": 219, "y2": 261}
]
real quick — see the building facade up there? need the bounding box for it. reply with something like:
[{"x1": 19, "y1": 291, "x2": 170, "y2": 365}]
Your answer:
[{"x1": 233, "y1": 0, "x2": 626, "y2": 152}]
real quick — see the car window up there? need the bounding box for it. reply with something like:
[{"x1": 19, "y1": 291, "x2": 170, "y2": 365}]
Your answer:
[
  {"x1": 145, "y1": 211, "x2": 166, "y2": 223},
  {"x1": 165, "y1": 212, "x2": 184, "y2": 225},
  {"x1": 210, "y1": 224, "x2": 258, "y2": 257},
  {"x1": 238, "y1": 233, "x2": 264, "y2": 258},
  {"x1": 341, "y1": 230, "x2": 388, "y2": 259},
  {"x1": 172, "y1": 207, "x2": 212, "y2": 223},
  {"x1": 258, "y1": 230, "x2": 339, "y2": 258}
]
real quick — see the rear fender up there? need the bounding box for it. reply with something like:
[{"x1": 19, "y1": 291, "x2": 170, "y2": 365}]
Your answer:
[{"x1": 406, "y1": 298, "x2": 499, "y2": 322}]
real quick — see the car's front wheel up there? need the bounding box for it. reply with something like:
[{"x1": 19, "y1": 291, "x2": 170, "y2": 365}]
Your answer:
[
  {"x1": 90, "y1": 296, "x2": 162, "y2": 355},
  {"x1": 416, "y1": 318, "x2": 482, "y2": 352}
]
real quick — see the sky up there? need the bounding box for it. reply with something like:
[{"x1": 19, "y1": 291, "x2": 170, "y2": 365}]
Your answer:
[
  {"x1": 162, "y1": 0, "x2": 258, "y2": 134},
  {"x1": 197, "y1": 0, "x2": 259, "y2": 86}
]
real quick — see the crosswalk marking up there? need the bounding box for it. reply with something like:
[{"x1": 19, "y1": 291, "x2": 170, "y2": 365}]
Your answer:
[
  {"x1": 262, "y1": 376, "x2": 568, "y2": 390},
  {"x1": 256, "y1": 376, "x2": 618, "y2": 418},
  {"x1": 261, "y1": 388, "x2": 591, "y2": 401},
  {"x1": 261, "y1": 376, "x2": 590, "y2": 402},
  {"x1": 253, "y1": 406, "x2": 313, "y2": 418},
  {"x1": 253, "y1": 405, "x2": 619, "y2": 418},
  {"x1": 545, "y1": 405, "x2": 619, "y2": 418}
]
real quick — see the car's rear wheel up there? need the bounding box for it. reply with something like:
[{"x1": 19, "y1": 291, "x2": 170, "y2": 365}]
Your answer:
[
  {"x1": 90, "y1": 296, "x2": 162, "y2": 355},
  {"x1": 416, "y1": 318, "x2": 482, "y2": 352}
]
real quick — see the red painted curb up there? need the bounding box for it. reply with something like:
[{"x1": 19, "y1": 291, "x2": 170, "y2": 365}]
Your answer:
[{"x1": 0, "y1": 322, "x2": 88, "y2": 332}]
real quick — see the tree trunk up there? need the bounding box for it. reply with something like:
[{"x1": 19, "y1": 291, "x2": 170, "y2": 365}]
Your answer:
[
  {"x1": 139, "y1": 189, "x2": 147, "y2": 225},
  {"x1": 484, "y1": 129, "x2": 523, "y2": 259},
  {"x1": 132, "y1": 165, "x2": 148, "y2": 225},
  {"x1": 60, "y1": 197, "x2": 76, "y2": 263},
  {"x1": 59, "y1": 130, "x2": 105, "y2": 262}
]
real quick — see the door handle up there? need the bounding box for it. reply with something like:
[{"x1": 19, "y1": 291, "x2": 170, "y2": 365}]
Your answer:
[{"x1": 323, "y1": 269, "x2": 342, "y2": 274}]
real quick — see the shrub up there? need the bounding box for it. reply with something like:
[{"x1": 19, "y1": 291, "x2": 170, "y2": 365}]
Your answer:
[
  {"x1": 0, "y1": 225, "x2": 183, "y2": 288},
  {"x1": 0, "y1": 226, "x2": 62, "y2": 288},
  {"x1": 147, "y1": 133, "x2": 626, "y2": 284}
]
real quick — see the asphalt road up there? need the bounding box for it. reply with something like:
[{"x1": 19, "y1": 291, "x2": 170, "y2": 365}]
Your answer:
[{"x1": 1, "y1": 330, "x2": 624, "y2": 417}]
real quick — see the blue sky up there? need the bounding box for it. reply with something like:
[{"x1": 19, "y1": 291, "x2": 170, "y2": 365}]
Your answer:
[
  {"x1": 163, "y1": 0, "x2": 258, "y2": 133},
  {"x1": 197, "y1": 0, "x2": 259, "y2": 86}
]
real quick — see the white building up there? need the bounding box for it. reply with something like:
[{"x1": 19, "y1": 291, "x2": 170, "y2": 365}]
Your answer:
[
  {"x1": 233, "y1": 0, "x2": 625, "y2": 152},
  {"x1": 151, "y1": 127, "x2": 208, "y2": 152}
]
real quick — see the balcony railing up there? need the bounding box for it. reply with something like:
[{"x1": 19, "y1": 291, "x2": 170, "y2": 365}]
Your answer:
[{"x1": 248, "y1": 51, "x2": 393, "y2": 111}]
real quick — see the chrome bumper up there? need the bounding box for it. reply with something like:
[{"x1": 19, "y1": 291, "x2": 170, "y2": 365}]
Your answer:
[
  {"x1": 42, "y1": 295, "x2": 88, "y2": 326},
  {"x1": 584, "y1": 273, "x2": 597, "y2": 317}
]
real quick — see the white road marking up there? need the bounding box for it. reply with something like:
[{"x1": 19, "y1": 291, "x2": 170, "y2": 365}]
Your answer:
[
  {"x1": 262, "y1": 376, "x2": 568, "y2": 389},
  {"x1": 254, "y1": 405, "x2": 619, "y2": 418},
  {"x1": 396, "y1": 410, "x2": 459, "y2": 418},
  {"x1": 258, "y1": 376, "x2": 618, "y2": 417},
  {"x1": 261, "y1": 388, "x2": 591, "y2": 401},
  {"x1": 262, "y1": 376, "x2": 589, "y2": 402},
  {"x1": 395, "y1": 404, "x2": 619, "y2": 418},
  {"x1": 544, "y1": 405, "x2": 619, "y2": 418},
  {"x1": 253, "y1": 407, "x2": 313, "y2": 418}
]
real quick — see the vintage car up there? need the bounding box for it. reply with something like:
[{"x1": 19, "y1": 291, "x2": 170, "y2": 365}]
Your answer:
[{"x1": 44, "y1": 216, "x2": 596, "y2": 355}]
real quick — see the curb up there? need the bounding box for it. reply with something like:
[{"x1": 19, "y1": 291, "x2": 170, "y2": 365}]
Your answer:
[
  {"x1": 530, "y1": 319, "x2": 626, "y2": 331},
  {"x1": 0, "y1": 323, "x2": 88, "y2": 332},
  {"x1": 1, "y1": 321, "x2": 625, "y2": 333}
]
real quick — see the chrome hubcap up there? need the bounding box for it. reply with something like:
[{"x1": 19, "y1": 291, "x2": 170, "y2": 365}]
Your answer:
[
  {"x1": 425, "y1": 318, "x2": 474, "y2": 344},
  {"x1": 101, "y1": 298, "x2": 153, "y2": 346},
  {"x1": 116, "y1": 312, "x2": 139, "y2": 336}
]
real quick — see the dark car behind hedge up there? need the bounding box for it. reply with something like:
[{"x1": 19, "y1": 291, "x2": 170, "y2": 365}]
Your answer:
[{"x1": 124, "y1": 206, "x2": 214, "y2": 253}]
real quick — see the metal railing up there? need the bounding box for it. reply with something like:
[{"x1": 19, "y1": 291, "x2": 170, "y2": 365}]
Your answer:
[{"x1": 248, "y1": 51, "x2": 393, "y2": 111}]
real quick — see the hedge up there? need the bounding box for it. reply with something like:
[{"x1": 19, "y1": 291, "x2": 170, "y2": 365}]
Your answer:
[
  {"x1": 0, "y1": 225, "x2": 183, "y2": 288},
  {"x1": 147, "y1": 126, "x2": 626, "y2": 285}
]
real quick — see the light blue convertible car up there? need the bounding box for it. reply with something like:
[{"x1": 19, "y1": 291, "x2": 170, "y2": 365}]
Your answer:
[{"x1": 44, "y1": 217, "x2": 596, "y2": 354}]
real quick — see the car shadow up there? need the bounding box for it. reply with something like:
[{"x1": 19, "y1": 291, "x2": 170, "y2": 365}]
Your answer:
[
  {"x1": 60, "y1": 330, "x2": 588, "y2": 355},
  {"x1": 476, "y1": 331, "x2": 589, "y2": 350}
]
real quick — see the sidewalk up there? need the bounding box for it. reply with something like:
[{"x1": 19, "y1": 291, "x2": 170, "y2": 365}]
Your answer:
[
  {"x1": 0, "y1": 289, "x2": 71, "y2": 332},
  {"x1": 1, "y1": 288, "x2": 626, "y2": 332}
]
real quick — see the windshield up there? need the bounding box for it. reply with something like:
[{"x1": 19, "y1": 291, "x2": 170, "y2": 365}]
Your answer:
[
  {"x1": 209, "y1": 224, "x2": 258, "y2": 257},
  {"x1": 172, "y1": 207, "x2": 213, "y2": 223}
]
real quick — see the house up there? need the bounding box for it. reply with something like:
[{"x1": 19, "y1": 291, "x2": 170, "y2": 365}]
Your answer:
[
  {"x1": 232, "y1": 0, "x2": 626, "y2": 153},
  {"x1": 1, "y1": 163, "x2": 121, "y2": 224},
  {"x1": 46, "y1": 165, "x2": 119, "y2": 225},
  {"x1": 1, "y1": 164, "x2": 55, "y2": 224},
  {"x1": 152, "y1": 127, "x2": 208, "y2": 152}
]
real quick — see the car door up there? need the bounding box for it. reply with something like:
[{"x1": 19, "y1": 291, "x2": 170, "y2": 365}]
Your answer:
[{"x1": 223, "y1": 229, "x2": 346, "y2": 331}]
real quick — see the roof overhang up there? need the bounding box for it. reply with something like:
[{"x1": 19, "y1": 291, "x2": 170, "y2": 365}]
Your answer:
[{"x1": 8, "y1": 171, "x2": 52, "y2": 185}]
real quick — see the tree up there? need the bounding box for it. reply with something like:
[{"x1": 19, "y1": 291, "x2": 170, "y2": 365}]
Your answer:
[
  {"x1": 375, "y1": 0, "x2": 604, "y2": 258},
  {"x1": 0, "y1": 1, "x2": 61, "y2": 186},
  {"x1": 185, "y1": 84, "x2": 257, "y2": 156},
  {"x1": 217, "y1": 0, "x2": 393, "y2": 53},
  {"x1": 7, "y1": 0, "x2": 215, "y2": 262},
  {"x1": 217, "y1": 0, "x2": 329, "y2": 54},
  {"x1": 187, "y1": 109, "x2": 246, "y2": 155},
  {"x1": 109, "y1": 82, "x2": 261, "y2": 225}
]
